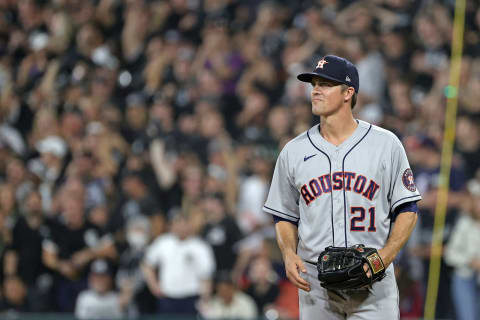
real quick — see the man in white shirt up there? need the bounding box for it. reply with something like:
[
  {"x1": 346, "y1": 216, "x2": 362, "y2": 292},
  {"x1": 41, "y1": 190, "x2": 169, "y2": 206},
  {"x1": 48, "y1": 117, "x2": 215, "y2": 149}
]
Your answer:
[{"x1": 142, "y1": 211, "x2": 216, "y2": 315}]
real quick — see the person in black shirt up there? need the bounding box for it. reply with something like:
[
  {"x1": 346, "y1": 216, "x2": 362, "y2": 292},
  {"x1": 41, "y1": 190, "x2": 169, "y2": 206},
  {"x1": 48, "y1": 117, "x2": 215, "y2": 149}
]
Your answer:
[
  {"x1": 112, "y1": 171, "x2": 162, "y2": 231},
  {"x1": 244, "y1": 256, "x2": 280, "y2": 315},
  {"x1": 116, "y1": 215, "x2": 156, "y2": 315},
  {"x1": 201, "y1": 193, "x2": 244, "y2": 273},
  {"x1": 42, "y1": 194, "x2": 116, "y2": 312},
  {"x1": 4, "y1": 189, "x2": 53, "y2": 311}
]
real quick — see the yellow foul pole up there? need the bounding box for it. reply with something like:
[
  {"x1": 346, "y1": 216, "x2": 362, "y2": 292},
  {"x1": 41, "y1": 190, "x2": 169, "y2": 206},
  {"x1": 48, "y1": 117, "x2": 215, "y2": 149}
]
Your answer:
[{"x1": 423, "y1": 0, "x2": 466, "y2": 319}]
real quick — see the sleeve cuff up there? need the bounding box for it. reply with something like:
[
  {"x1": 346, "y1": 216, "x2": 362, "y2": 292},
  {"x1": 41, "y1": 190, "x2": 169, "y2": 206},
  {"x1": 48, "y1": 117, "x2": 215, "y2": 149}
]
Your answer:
[
  {"x1": 263, "y1": 205, "x2": 299, "y2": 223},
  {"x1": 392, "y1": 201, "x2": 419, "y2": 221},
  {"x1": 272, "y1": 215, "x2": 299, "y2": 226},
  {"x1": 391, "y1": 195, "x2": 422, "y2": 213}
]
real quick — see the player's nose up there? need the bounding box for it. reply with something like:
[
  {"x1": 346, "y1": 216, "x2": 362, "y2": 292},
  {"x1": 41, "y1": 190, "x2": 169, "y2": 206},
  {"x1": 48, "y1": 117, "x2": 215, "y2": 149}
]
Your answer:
[{"x1": 311, "y1": 87, "x2": 323, "y2": 97}]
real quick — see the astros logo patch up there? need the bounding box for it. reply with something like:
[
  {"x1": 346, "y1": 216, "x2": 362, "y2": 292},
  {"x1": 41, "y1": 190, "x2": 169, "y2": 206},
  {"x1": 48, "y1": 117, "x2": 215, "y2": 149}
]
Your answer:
[
  {"x1": 402, "y1": 168, "x2": 416, "y2": 192},
  {"x1": 316, "y1": 59, "x2": 328, "y2": 69}
]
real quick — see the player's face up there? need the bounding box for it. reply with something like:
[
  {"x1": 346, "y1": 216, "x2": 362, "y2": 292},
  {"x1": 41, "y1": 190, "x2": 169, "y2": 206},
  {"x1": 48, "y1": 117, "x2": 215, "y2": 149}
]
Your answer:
[{"x1": 310, "y1": 77, "x2": 345, "y2": 116}]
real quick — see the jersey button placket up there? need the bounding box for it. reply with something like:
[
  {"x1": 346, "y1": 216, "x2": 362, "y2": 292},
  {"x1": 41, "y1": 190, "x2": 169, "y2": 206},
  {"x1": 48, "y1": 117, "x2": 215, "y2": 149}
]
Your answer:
[{"x1": 333, "y1": 154, "x2": 343, "y2": 245}]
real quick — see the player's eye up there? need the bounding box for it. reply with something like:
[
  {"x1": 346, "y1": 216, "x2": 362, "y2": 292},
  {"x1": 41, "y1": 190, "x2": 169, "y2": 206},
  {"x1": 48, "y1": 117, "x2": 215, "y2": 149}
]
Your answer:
[{"x1": 312, "y1": 82, "x2": 335, "y2": 88}]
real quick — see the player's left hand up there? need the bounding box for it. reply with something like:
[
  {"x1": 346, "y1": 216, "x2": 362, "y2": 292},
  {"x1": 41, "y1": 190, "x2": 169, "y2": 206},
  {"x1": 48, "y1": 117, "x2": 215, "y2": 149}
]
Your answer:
[{"x1": 317, "y1": 245, "x2": 386, "y2": 290}]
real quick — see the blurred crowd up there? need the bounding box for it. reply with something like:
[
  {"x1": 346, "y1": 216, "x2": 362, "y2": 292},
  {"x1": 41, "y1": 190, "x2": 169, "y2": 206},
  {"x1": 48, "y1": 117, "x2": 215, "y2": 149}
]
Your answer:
[{"x1": 0, "y1": 0, "x2": 480, "y2": 319}]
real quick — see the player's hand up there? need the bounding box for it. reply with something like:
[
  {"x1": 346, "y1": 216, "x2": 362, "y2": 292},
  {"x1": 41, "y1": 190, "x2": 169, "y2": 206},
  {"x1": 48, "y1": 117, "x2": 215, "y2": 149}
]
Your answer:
[{"x1": 284, "y1": 251, "x2": 311, "y2": 292}]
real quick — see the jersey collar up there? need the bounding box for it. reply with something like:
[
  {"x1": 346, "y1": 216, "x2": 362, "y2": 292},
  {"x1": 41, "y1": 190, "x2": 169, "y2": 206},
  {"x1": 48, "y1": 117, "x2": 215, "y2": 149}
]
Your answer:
[{"x1": 308, "y1": 119, "x2": 370, "y2": 153}]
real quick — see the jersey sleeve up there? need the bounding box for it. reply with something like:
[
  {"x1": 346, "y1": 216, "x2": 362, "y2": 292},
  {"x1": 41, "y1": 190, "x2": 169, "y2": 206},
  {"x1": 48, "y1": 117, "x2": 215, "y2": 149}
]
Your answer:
[
  {"x1": 263, "y1": 147, "x2": 300, "y2": 223},
  {"x1": 389, "y1": 137, "x2": 422, "y2": 212}
]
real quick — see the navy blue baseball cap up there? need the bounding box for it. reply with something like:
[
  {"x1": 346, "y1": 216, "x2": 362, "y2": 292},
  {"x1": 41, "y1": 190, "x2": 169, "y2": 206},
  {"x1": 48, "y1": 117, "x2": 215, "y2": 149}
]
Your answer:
[{"x1": 297, "y1": 55, "x2": 360, "y2": 93}]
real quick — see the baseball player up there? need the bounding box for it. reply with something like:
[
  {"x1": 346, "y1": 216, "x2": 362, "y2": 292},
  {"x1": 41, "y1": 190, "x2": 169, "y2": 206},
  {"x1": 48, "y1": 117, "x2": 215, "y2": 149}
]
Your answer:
[{"x1": 263, "y1": 55, "x2": 421, "y2": 319}]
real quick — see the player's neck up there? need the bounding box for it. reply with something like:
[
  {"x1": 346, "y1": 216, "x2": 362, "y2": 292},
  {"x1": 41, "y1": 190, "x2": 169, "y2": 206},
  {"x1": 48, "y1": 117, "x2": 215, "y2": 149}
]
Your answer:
[{"x1": 319, "y1": 113, "x2": 358, "y2": 146}]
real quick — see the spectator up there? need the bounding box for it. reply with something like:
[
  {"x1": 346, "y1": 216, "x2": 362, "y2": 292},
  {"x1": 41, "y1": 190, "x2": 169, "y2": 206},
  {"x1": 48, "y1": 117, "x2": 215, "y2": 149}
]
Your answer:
[
  {"x1": 201, "y1": 192, "x2": 244, "y2": 273},
  {"x1": 66, "y1": 148, "x2": 107, "y2": 211},
  {"x1": 199, "y1": 271, "x2": 258, "y2": 320},
  {"x1": 0, "y1": 183, "x2": 19, "y2": 221},
  {"x1": 444, "y1": 188, "x2": 480, "y2": 320},
  {"x1": 0, "y1": 276, "x2": 31, "y2": 313},
  {"x1": 244, "y1": 256, "x2": 280, "y2": 316},
  {"x1": 407, "y1": 134, "x2": 465, "y2": 319},
  {"x1": 455, "y1": 115, "x2": 480, "y2": 178},
  {"x1": 28, "y1": 135, "x2": 68, "y2": 213},
  {"x1": 236, "y1": 147, "x2": 274, "y2": 254},
  {"x1": 112, "y1": 171, "x2": 162, "y2": 232},
  {"x1": 142, "y1": 211, "x2": 215, "y2": 315},
  {"x1": 42, "y1": 192, "x2": 115, "y2": 312},
  {"x1": 4, "y1": 157, "x2": 33, "y2": 203},
  {"x1": 75, "y1": 259, "x2": 129, "y2": 320},
  {"x1": 4, "y1": 189, "x2": 53, "y2": 311},
  {"x1": 116, "y1": 215, "x2": 156, "y2": 315}
]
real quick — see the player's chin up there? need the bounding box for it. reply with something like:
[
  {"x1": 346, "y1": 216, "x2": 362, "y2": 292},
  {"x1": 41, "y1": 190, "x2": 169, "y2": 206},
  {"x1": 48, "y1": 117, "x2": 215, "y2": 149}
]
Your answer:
[{"x1": 311, "y1": 104, "x2": 326, "y2": 117}]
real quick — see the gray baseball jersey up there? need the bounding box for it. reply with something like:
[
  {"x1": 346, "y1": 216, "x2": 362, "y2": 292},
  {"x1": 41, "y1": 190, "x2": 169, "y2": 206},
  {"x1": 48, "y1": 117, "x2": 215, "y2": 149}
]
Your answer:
[{"x1": 264, "y1": 120, "x2": 421, "y2": 318}]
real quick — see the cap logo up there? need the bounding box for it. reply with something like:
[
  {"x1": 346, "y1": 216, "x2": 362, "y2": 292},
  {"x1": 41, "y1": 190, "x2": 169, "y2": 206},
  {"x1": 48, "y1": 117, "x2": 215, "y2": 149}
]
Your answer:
[
  {"x1": 316, "y1": 59, "x2": 328, "y2": 69},
  {"x1": 346, "y1": 76, "x2": 351, "y2": 82}
]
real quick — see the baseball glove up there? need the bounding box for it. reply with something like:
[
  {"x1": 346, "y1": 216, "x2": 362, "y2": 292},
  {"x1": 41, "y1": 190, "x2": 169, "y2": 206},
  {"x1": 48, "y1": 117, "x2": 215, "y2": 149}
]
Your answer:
[{"x1": 316, "y1": 244, "x2": 386, "y2": 290}]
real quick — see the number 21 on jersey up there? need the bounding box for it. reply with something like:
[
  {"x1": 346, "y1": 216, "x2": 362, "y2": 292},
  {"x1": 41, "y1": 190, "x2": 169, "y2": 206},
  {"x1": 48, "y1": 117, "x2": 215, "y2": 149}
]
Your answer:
[{"x1": 350, "y1": 207, "x2": 376, "y2": 232}]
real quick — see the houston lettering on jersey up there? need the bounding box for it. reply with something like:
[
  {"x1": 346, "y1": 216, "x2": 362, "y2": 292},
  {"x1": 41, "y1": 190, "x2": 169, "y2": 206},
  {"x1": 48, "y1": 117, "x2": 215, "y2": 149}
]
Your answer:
[{"x1": 301, "y1": 172, "x2": 380, "y2": 205}]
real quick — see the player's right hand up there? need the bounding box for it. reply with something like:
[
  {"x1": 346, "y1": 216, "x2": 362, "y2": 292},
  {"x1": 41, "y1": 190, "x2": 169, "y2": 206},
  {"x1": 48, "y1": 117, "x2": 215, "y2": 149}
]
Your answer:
[{"x1": 284, "y1": 251, "x2": 311, "y2": 292}]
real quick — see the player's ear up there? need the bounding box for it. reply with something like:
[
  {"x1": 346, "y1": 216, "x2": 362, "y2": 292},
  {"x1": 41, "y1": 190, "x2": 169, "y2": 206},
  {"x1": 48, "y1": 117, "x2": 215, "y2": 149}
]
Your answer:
[{"x1": 344, "y1": 87, "x2": 354, "y2": 102}]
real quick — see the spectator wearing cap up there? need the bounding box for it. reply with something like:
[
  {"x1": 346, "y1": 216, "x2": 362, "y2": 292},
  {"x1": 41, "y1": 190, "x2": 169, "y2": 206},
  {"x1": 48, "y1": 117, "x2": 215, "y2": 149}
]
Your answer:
[
  {"x1": 142, "y1": 211, "x2": 215, "y2": 315},
  {"x1": 75, "y1": 259, "x2": 129, "y2": 320},
  {"x1": 198, "y1": 271, "x2": 258, "y2": 320},
  {"x1": 28, "y1": 135, "x2": 68, "y2": 213}
]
